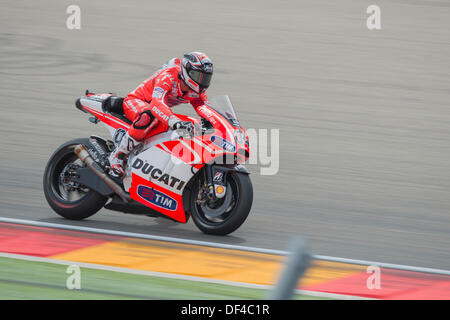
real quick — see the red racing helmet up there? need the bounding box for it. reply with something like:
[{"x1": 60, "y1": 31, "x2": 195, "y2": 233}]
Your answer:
[{"x1": 180, "y1": 52, "x2": 213, "y2": 94}]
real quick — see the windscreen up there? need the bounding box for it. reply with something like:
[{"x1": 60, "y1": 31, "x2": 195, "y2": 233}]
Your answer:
[{"x1": 207, "y1": 95, "x2": 240, "y2": 127}]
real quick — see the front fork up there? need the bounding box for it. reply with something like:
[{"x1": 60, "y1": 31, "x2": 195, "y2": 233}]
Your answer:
[{"x1": 204, "y1": 165, "x2": 228, "y2": 200}]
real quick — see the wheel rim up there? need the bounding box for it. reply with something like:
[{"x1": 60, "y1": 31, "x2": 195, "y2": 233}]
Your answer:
[
  {"x1": 194, "y1": 174, "x2": 239, "y2": 225},
  {"x1": 50, "y1": 148, "x2": 89, "y2": 203}
]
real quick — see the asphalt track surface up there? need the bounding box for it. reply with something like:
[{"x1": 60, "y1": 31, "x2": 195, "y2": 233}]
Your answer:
[{"x1": 0, "y1": 1, "x2": 449, "y2": 269}]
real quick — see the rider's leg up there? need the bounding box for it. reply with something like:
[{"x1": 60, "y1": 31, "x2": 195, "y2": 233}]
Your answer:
[
  {"x1": 108, "y1": 99, "x2": 155, "y2": 176},
  {"x1": 108, "y1": 131, "x2": 140, "y2": 176}
]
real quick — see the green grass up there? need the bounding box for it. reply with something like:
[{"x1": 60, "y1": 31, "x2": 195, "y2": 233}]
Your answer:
[{"x1": 0, "y1": 256, "x2": 332, "y2": 300}]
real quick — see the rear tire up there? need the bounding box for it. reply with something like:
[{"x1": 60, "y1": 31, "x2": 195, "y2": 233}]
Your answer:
[
  {"x1": 190, "y1": 171, "x2": 253, "y2": 235},
  {"x1": 43, "y1": 138, "x2": 107, "y2": 220}
]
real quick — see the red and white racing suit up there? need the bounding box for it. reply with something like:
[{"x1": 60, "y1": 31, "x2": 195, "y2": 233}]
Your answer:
[{"x1": 123, "y1": 58, "x2": 208, "y2": 140}]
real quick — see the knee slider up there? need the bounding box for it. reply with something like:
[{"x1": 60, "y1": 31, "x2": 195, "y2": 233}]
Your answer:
[{"x1": 133, "y1": 110, "x2": 154, "y2": 129}]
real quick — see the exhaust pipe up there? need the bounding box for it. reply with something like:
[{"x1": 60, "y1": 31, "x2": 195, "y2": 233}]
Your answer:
[{"x1": 74, "y1": 144, "x2": 130, "y2": 203}]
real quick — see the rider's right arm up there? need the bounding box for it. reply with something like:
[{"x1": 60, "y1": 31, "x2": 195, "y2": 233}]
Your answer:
[{"x1": 147, "y1": 77, "x2": 174, "y2": 127}]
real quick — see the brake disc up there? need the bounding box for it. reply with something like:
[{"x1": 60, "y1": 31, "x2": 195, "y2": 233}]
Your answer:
[{"x1": 199, "y1": 183, "x2": 233, "y2": 218}]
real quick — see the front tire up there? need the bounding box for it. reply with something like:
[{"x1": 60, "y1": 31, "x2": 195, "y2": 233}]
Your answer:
[
  {"x1": 43, "y1": 138, "x2": 107, "y2": 220},
  {"x1": 190, "y1": 171, "x2": 253, "y2": 235}
]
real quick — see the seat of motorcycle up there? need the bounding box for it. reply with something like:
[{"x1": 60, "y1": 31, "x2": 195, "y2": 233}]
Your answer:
[{"x1": 102, "y1": 96, "x2": 132, "y2": 125}]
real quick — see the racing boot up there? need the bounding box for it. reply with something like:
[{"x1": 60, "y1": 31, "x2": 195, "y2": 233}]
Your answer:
[{"x1": 108, "y1": 131, "x2": 141, "y2": 177}]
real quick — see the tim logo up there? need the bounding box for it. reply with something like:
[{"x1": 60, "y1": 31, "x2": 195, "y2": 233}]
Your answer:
[
  {"x1": 211, "y1": 136, "x2": 235, "y2": 152},
  {"x1": 137, "y1": 185, "x2": 177, "y2": 211}
]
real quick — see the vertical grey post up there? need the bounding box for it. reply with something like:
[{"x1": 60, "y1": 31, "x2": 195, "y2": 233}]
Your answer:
[{"x1": 269, "y1": 236, "x2": 311, "y2": 300}]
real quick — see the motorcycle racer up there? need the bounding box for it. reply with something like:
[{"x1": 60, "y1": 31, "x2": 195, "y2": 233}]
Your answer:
[{"x1": 108, "y1": 51, "x2": 214, "y2": 176}]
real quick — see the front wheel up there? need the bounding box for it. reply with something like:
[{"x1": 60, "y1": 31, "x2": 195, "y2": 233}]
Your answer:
[
  {"x1": 190, "y1": 171, "x2": 253, "y2": 235},
  {"x1": 43, "y1": 138, "x2": 108, "y2": 220}
]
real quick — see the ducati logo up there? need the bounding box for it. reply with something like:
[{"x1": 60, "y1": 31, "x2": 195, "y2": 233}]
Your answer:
[
  {"x1": 151, "y1": 105, "x2": 169, "y2": 122},
  {"x1": 132, "y1": 158, "x2": 186, "y2": 191}
]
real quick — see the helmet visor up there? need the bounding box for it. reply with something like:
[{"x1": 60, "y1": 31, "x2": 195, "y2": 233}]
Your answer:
[{"x1": 188, "y1": 69, "x2": 212, "y2": 89}]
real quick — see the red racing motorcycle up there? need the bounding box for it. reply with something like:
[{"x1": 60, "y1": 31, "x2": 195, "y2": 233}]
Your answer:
[{"x1": 43, "y1": 92, "x2": 253, "y2": 235}]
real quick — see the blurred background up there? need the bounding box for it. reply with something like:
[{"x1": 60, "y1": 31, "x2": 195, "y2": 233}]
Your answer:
[{"x1": 0, "y1": 0, "x2": 449, "y2": 269}]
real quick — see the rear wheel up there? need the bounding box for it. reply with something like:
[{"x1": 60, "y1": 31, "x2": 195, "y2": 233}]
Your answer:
[
  {"x1": 43, "y1": 138, "x2": 107, "y2": 220},
  {"x1": 190, "y1": 171, "x2": 253, "y2": 235}
]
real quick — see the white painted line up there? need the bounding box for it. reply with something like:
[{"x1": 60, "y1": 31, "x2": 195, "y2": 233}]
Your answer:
[
  {"x1": 1, "y1": 217, "x2": 449, "y2": 276},
  {"x1": 0, "y1": 252, "x2": 374, "y2": 300}
]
